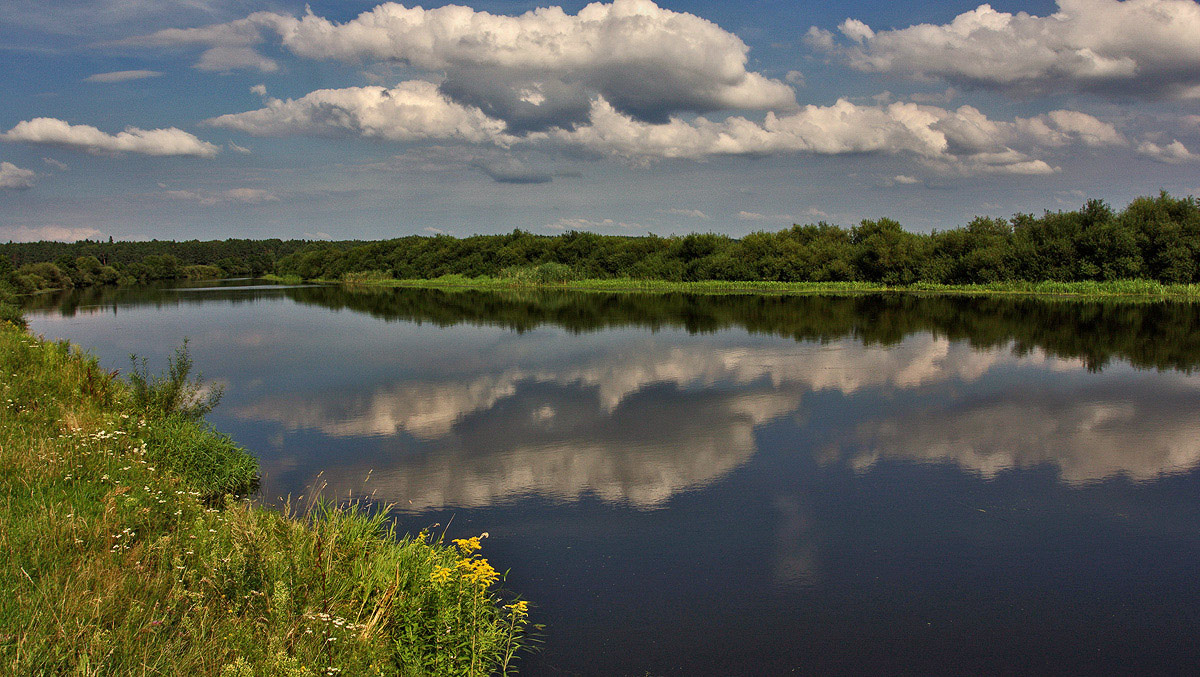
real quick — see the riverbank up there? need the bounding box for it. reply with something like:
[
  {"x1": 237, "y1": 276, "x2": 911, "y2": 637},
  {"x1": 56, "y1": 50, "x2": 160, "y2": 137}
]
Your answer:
[
  {"x1": 265, "y1": 274, "x2": 1200, "y2": 301},
  {"x1": 0, "y1": 321, "x2": 530, "y2": 675}
]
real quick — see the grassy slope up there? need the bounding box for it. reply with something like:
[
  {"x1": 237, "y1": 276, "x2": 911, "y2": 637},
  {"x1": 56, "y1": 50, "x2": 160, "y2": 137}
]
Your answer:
[
  {"x1": 0, "y1": 321, "x2": 529, "y2": 676},
  {"x1": 265, "y1": 274, "x2": 1200, "y2": 302}
]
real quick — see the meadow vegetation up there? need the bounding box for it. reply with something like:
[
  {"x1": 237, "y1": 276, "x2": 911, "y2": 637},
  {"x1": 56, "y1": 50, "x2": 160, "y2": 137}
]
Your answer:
[{"x1": 0, "y1": 322, "x2": 531, "y2": 675}]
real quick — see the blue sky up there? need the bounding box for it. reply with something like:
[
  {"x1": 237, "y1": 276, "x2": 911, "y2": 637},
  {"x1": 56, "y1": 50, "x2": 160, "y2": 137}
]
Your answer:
[{"x1": 1, "y1": 0, "x2": 1198, "y2": 241}]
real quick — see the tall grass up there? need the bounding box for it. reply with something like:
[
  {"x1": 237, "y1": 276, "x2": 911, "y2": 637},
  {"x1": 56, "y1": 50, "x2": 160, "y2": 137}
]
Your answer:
[{"x1": 0, "y1": 321, "x2": 532, "y2": 675}]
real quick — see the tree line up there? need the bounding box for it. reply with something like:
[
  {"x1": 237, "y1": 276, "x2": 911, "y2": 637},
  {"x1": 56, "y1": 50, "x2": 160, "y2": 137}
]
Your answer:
[
  {"x1": 274, "y1": 193, "x2": 1200, "y2": 285},
  {"x1": 3, "y1": 194, "x2": 1199, "y2": 300},
  {"x1": 0, "y1": 238, "x2": 358, "y2": 295}
]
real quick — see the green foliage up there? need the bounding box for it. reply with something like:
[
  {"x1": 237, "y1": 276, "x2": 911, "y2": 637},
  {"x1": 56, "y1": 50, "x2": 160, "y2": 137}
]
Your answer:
[
  {"x1": 275, "y1": 193, "x2": 1200, "y2": 288},
  {"x1": 181, "y1": 264, "x2": 225, "y2": 280},
  {"x1": 499, "y1": 262, "x2": 580, "y2": 284},
  {"x1": 342, "y1": 269, "x2": 393, "y2": 283},
  {"x1": 128, "y1": 339, "x2": 223, "y2": 421},
  {"x1": 0, "y1": 238, "x2": 362, "y2": 292},
  {"x1": 0, "y1": 324, "x2": 531, "y2": 676}
]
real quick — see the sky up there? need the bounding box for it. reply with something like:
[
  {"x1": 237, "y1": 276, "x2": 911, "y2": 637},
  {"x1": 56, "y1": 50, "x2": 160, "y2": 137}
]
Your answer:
[{"x1": 1, "y1": 0, "x2": 1199, "y2": 241}]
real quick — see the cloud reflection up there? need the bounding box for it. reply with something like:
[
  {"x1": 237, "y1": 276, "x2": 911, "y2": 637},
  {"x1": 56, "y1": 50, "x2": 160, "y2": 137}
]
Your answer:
[
  {"x1": 838, "y1": 383, "x2": 1200, "y2": 484},
  {"x1": 238, "y1": 334, "x2": 1116, "y2": 509}
]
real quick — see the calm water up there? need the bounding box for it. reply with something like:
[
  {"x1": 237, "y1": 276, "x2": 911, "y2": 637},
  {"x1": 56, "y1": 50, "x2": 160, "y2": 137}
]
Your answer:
[{"x1": 25, "y1": 281, "x2": 1200, "y2": 675}]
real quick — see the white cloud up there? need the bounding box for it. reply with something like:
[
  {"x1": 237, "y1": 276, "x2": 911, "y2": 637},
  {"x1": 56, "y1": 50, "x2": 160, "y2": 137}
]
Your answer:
[
  {"x1": 802, "y1": 26, "x2": 836, "y2": 51},
  {"x1": 249, "y1": 84, "x2": 267, "y2": 96},
  {"x1": 2, "y1": 118, "x2": 219, "y2": 157},
  {"x1": 206, "y1": 81, "x2": 516, "y2": 145},
  {"x1": 227, "y1": 141, "x2": 251, "y2": 153},
  {"x1": 42, "y1": 157, "x2": 67, "y2": 170},
  {"x1": 160, "y1": 187, "x2": 279, "y2": 205},
  {"x1": 196, "y1": 46, "x2": 278, "y2": 73},
  {"x1": 0, "y1": 225, "x2": 104, "y2": 242},
  {"x1": 892, "y1": 175, "x2": 921, "y2": 185},
  {"x1": 1136, "y1": 138, "x2": 1196, "y2": 163},
  {"x1": 548, "y1": 96, "x2": 1121, "y2": 175},
  {"x1": 209, "y1": 76, "x2": 1126, "y2": 177},
  {"x1": 658, "y1": 208, "x2": 710, "y2": 219},
  {"x1": 118, "y1": 12, "x2": 282, "y2": 73},
  {"x1": 736, "y1": 210, "x2": 819, "y2": 222},
  {"x1": 84, "y1": 69, "x2": 164, "y2": 83},
  {"x1": 545, "y1": 217, "x2": 642, "y2": 231},
  {"x1": 818, "y1": 0, "x2": 1200, "y2": 100},
  {"x1": 134, "y1": 1, "x2": 795, "y2": 130},
  {"x1": 0, "y1": 161, "x2": 36, "y2": 189}
]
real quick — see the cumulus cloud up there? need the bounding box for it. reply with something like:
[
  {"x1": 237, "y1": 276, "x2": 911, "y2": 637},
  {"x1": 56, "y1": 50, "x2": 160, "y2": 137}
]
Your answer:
[
  {"x1": 815, "y1": 0, "x2": 1200, "y2": 100},
  {"x1": 0, "y1": 225, "x2": 104, "y2": 242},
  {"x1": 1136, "y1": 138, "x2": 1196, "y2": 163},
  {"x1": 84, "y1": 69, "x2": 164, "y2": 83},
  {"x1": 118, "y1": 13, "x2": 281, "y2": 73},
  {"x1": 548, "y1": 96, "x2": 1122, "y2": 174},
  {"x1": 209, "y1": 76, "x2": 1126, "y2": 176},
  {"x1": 658, "y1": 208, "x2": 710, "y2": 219},
  {"x1": 206, "y1": 81, "x2": 516, "y2": 145},
  {"x1": 0, "y1": 161, "x2": 36, "y2": 189},
  {"x1": 2, "y1": 118, "x2": 219, "y2": 157},
  {"x1": 160, "y1": 187, "x2": 279, "y2": 205},
  {"x1": 131, "y1": 0, "x2": 795, "y2": 130}
]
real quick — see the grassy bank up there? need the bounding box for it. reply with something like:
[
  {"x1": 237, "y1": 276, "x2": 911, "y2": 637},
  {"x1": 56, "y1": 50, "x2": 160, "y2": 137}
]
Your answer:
[
  {"x1": 0, "y1": 322, "x2": 530, "y2": 675},
  {"x1": 264, "y1": 273, "x2": 1200, "y2": 301}
]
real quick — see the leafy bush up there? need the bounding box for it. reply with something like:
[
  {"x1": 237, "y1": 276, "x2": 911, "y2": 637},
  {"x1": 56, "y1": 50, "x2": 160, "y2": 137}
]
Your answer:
[
  {"x1": 499, "y1": 262, "x2": 580, "y2": 284},
  {"x1": 128, "y1": 339, "x2": 223, "y2": 420}
]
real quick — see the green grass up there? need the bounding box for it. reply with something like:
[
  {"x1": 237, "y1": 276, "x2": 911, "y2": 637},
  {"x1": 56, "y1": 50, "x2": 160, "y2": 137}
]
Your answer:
[
  {"x1": 306, "y1": 273, "x2": 1200, "y2": 301},
  {"x1": 0, "y1": 321, "x2": 532, "y2": 676}
]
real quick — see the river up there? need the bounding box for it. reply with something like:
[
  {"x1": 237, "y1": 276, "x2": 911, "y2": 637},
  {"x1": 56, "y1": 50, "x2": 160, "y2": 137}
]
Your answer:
[{"x1": 24, "y1": 280, "x2": 1200, "y2": 675}]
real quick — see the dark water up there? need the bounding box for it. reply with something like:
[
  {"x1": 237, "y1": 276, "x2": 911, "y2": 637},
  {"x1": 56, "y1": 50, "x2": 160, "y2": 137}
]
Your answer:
[{"x1": 25, "y1": 281, "x2": 1200, "y2": 675}]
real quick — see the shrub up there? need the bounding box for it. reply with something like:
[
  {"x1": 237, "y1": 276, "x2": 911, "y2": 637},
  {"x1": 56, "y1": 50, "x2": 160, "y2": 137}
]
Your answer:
[
  {"x1": 499, "y1": 262, "x2": 580, "y2": 284},
  {"x1": 128, "y1": 339, "x2": 223, "y2": 420}
]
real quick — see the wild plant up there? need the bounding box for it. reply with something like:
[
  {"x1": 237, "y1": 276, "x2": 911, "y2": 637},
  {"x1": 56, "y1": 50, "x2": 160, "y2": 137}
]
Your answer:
[{"x1": 128, "y1": 338, "x2": 223, "y2": 419}]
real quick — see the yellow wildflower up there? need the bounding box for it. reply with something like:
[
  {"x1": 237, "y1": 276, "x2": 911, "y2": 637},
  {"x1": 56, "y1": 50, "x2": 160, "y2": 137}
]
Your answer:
[
  {"x1": 429, "y1": 565, "x2": 452, "y2": 585},
  {"x1": 452, "y1": 536, "x2": 482, "y2": 555}
]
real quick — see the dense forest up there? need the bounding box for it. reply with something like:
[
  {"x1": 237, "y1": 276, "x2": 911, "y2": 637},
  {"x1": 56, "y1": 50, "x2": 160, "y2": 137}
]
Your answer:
[
  {"x1": 0, "y1": 238, "x2": 360, "y2": 296},
  {"x1": 2, "y1": 194, "x2": 1199, "y2": 309},
  {"x1": 274, "y1": 193, "x2": 1200, "y2": 285}
]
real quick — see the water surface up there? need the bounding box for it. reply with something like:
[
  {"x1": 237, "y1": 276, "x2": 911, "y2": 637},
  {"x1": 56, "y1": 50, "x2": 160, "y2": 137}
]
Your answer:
[{"x1": 25, "y1": 282, "x2": 1200, "y2": 675}]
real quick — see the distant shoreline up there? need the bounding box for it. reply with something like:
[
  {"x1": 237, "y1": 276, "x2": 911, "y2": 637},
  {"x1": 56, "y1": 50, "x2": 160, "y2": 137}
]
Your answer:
[{"x1": 263, "y1": 274, "x2": 1200, "y2": 302}]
